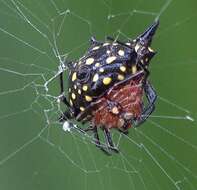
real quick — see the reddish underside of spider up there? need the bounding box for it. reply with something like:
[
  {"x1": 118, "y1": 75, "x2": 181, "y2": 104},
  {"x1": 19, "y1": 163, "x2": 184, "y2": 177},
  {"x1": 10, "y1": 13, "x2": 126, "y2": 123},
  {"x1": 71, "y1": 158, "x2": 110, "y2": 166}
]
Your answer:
[{"x1": 91, "y1": 79, "x2": 144, "y2": 131}]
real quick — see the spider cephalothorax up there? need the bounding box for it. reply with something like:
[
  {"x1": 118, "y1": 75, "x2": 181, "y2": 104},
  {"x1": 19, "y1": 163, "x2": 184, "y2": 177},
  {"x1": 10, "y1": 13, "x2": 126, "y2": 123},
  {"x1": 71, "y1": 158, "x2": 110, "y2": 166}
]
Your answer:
[{"x1": 59, "y1": 20, "x2": 159, "y2": 154}]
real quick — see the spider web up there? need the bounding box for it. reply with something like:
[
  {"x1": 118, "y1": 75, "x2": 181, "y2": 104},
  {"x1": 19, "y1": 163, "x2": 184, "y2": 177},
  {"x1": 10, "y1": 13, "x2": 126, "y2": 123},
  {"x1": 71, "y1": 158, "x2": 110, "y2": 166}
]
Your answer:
[{"x1": 0, "y1": 0, "x2": 197, "y2": 189}]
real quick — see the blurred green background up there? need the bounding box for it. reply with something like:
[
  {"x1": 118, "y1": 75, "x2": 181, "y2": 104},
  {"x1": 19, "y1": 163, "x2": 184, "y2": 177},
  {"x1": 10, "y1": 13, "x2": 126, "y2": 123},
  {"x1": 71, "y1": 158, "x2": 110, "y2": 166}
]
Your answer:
[{"x1": 0, "y1": 0, "x2": 197, "y2": 190}]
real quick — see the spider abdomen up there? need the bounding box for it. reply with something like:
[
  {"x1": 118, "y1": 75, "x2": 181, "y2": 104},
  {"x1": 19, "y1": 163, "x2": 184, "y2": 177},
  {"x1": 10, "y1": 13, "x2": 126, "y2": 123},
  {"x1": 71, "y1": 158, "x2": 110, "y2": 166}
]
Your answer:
[{"x1": 91, "y1": 79, "x2": 143, "y2": 131}]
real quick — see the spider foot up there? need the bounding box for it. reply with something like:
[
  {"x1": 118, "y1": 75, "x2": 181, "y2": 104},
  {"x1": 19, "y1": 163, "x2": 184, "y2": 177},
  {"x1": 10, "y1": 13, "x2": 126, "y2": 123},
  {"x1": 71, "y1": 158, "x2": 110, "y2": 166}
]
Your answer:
[
  {"x1": 95, "y1": 144, "x2": 112, "y2": 155},
  {"x1": 59, "y1": 111, "x2": 72, "y2": 123},
  {"x1": 59, "y1": 115, "x2": 66, "y2": 123},
  {"x1": 103, "y1": 128, "x2": 119, "y2": 154},
  {"x1": 118, "y1": 128, "x2": 129, "y2": 135},
  {"x1": 109, "y1": 146, "x2": 119, "y2": 153}
]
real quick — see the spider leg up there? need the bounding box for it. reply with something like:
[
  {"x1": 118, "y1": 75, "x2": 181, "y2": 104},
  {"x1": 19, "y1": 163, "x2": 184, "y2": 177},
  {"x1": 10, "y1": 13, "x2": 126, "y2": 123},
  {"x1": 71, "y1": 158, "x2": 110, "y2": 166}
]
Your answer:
[
  {"x1": 82, "y1": 126, "x2": 94, "y2": 132},
  {"x1": 137, "y1": 62, "x2": 150, "y2": 86},
  {"x1": 90, "y1": 36, "x2": 103, "y2": 45},
  {"x1": 92, "y1": 127, "x2": 111, "y2": 155},
  {"x1": 118, "y1": 121, "x2": 130, "y2": 135},
  {"x1": 118, "y1": 128, "x2": 129, "y2": 135},
  {"x1": 59, "y1": 72, "x2": 70, "y2": 107},
  {"x1": 60, "y1": 71, "x2": 64, "y2": 93},
  {"x1": 59, "y1": 72, "x2": 74, "y2": 121},
  {"x1": 104, "y1": 128, "x2": 119, "y2": 153},
  {"x1": 135, "y1": 81, "x2": 157, "y2": 126},
  {"x1": 75, "y1": 125, "x2": 113, "y2": 155},
  {"x1": 59, "y1": 111, "x2": 72, "y2": 122},
  {"x1": 107, "y1": 36, "x2": 132, "y2": 49}
]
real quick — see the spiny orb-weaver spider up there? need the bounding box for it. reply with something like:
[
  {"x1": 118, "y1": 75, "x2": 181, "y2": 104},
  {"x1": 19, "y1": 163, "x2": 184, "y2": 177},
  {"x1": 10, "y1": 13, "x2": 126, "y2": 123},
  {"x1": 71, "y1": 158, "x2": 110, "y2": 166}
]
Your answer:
[{"x1": 59, "y1": 20, "x2": 159, "y2": 155}]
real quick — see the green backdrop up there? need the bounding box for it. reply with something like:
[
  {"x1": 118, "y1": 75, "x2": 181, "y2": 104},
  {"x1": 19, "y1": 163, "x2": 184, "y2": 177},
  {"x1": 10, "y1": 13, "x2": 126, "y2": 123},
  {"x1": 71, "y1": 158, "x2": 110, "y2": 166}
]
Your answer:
[{"x1": 0, "y1": 0, "x2": 197, "y2": 190}]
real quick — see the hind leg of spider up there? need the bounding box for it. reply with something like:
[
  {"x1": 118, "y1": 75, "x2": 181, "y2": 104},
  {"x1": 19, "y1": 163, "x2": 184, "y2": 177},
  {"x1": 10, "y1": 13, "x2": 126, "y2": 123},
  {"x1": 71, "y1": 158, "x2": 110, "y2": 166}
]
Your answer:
[
  {"x1": 118, "y1": 121, "x2": 130, "y2": 135},
  {"x1": 135, "y1": 81, "x2": 157, "y2": 126},
  {"x1": 137, "y1": 62, "x2": 150, "y2": 86},
  {"x1": 104, "y1": 128, "x2": 119, "y2": 153},
  {"x1": 83, "y1": 126, "x2": 95, "y2": 132},
  {"x1": 118, "y1": 128, "x2": 129, "y2": 135},
  {"x1": 92, "y1": 127, "x2": 111, "y2": 155}
]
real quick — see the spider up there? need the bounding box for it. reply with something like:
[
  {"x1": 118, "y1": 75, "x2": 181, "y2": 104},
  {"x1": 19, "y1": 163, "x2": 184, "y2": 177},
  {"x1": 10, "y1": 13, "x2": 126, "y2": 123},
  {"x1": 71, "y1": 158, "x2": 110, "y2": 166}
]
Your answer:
[{"x1": 58, "y1": 20, "x2": 159, "y2": 155}]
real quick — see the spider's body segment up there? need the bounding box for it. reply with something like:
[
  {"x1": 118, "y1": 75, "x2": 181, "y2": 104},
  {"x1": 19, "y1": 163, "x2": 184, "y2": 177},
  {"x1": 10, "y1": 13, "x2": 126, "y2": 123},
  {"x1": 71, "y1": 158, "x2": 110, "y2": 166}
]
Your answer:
[
  {"x1": 68, "y1": 40, "x2": 137, "y2": 117},
  {"x1": 91, "y1": 78, "x2": 144, "y2": 131},
  {"x1": 59, "y1": 20, "x2": 159, "y2": 154}
]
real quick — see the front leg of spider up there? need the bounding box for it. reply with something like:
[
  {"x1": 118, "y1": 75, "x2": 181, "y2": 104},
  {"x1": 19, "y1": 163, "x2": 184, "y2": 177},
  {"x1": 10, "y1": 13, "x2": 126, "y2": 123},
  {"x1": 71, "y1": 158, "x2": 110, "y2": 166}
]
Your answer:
[
  {"x1": 92, "y1": 126, "x2": 112, "y2": 155},
  {"x1": 103, "y1": 128, "x2": 119, "y2": 153},
  {"x1": 59, "y1": 72, "x2": 70, "y2": 106},
  {"x1": 59, "y1": 72, "x2": 73, "y2": 122},
  {"x1": 83, "y1": 124, "x2": 117, "y2": 155}
]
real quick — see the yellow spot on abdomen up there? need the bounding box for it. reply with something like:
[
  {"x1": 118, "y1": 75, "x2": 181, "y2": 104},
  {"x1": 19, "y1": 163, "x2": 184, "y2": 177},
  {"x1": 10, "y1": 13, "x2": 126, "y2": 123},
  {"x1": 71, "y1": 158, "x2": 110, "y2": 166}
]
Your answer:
[
  {"x1": 71, "y1": 93, "x2": 76, "y2": 100},
  {"x1": 118, "y1": 50, "x2": 125, "y2": 56},
  {"x1": 132, "y1": 65, "x2": 137, "y2": 74},
  {"x1": 120, "y1": 65, "x2": 126, "y2": 72},
  {"x1": 99, "y1": 68, "x2": 104, "y2": 73},
  {"x1": 72, "y1": 72, "x2": 77, "y2": 81},
  {"x1": 85, "y1": 95, "x2": 92, "y2": 102},
  {"x1": 69, "y1": 99, "x2": 73, "y2": 106},
  {"x1": 117, "y1": 74, "x2": 124, "y2": 80},
  {"x1": 82, "y1": 85, "x2": 88, "y2": 91},
  {"x1": 80, "y1": 107, "x2": 85, "y2": 111},
  {"x1": 78, "y1": 89, "x2": 81, "y2": 94},
  {"x1": 106, "y1": 56, "x2": 116, "y2": 64},
  {"x1": 86, "y1": 58, "x2": 94, "y2": 65},
  {"x1": 103, "y1": 77, "x2": 112, "y2": 85},
  {"x1": 95, "y1": 62, "x2": 100, "y2": 67},
  {"x1": 106, "y1": 50, "x2": 111, "y2": 54},
  {"x1": 93, "y1": 73, "x2": 99, "y2": 82}
]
